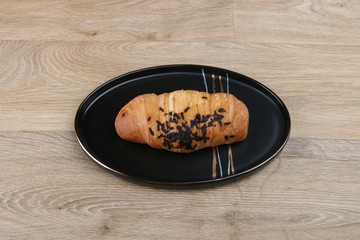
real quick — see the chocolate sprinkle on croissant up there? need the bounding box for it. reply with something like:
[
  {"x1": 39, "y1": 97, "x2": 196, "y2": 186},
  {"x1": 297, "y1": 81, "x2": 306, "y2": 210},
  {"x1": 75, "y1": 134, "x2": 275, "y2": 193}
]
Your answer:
[
  {"x1": 149, "y1": 128, "x2": 154, "y2": 136},
  {"x1": 154, "y1": 110, "x2": 228, "y2": 150}
]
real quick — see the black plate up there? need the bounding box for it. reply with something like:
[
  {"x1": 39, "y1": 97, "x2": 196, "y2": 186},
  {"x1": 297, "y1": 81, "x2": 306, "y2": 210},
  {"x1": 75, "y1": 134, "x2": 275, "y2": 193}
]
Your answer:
[{"x1": 75, "y1": 65, "x2": 291, "y2": 184}]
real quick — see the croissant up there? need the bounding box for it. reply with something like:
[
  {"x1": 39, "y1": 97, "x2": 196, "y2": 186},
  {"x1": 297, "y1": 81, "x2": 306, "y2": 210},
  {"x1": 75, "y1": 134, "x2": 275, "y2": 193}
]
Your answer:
[{"x1": 115, "y1": 90, "x2": 249, "y2": 153}]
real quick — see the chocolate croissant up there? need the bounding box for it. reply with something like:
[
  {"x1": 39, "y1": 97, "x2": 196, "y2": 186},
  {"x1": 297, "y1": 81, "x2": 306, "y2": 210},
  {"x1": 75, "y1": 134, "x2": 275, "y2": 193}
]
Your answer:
[{"x1": 115, "y1": 90, "x2": 249, "y2": 153}]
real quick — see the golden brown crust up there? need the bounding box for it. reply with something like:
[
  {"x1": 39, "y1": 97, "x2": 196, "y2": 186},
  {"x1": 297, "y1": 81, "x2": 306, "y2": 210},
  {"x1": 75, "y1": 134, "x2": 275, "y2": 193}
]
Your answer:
[{"x1": 115, "y1": 90, "x2": 249, "y2": 153}]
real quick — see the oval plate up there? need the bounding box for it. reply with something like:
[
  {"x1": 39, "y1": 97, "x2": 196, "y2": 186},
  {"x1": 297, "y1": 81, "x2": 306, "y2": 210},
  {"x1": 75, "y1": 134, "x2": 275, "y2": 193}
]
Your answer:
[{"x1": 75, "y1": 65, "x2": 291, "y2": 184}]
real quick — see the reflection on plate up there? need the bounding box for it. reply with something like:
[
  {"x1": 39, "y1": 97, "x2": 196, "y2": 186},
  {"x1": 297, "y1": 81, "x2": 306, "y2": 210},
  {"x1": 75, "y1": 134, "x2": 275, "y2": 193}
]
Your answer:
[{"x1": 75, "y1": 65, "x2": 291, "y2": 184}]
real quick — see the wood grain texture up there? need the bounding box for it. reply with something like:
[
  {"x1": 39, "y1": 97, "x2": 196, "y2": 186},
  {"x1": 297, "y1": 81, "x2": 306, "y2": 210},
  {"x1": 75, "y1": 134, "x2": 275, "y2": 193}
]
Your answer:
[
  {"x1": 1, "y1": 0, "x2": 360, "y2": 239},
  {"x1": 0, "y1": 132, "x2": 359, "y2": 239},
  {"x1": 0, "y1": 0, "x2": 234, "y2": 42},
  {"x1": 234, "y1": 0, "x2": 360, "y2": 45}
]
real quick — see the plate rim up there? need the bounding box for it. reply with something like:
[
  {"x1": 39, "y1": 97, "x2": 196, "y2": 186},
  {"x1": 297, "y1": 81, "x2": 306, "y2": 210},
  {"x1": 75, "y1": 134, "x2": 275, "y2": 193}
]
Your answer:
[{"x1": 74, "y1": 64, "x2": 291, "y2": 185}]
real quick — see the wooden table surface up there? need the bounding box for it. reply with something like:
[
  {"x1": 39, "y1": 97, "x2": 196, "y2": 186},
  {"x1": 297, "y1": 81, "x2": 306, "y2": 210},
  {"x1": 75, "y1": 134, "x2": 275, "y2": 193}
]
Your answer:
[{"x1": 1, "y1": 1, "x2": 359, "y2": 239}]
